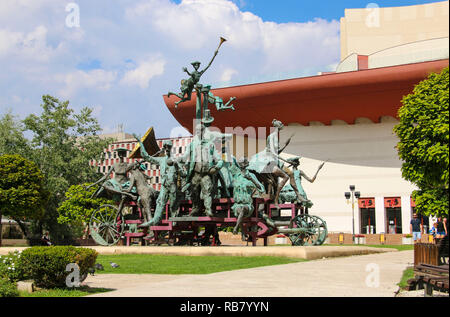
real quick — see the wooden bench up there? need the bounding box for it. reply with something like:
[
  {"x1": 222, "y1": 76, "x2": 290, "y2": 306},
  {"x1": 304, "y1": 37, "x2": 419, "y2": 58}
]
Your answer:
[{"x1": 408, "y1": 264, "x2": 449, "y2": 297}]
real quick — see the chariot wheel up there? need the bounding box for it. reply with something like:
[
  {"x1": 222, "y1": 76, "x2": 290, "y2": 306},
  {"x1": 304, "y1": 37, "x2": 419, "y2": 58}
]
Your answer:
[
  {"x1": 288, "y1": 214, "x2": 327, "y2": 246},
  {"x1": 89, "y1": 204, "x2": 124, "y2": 246}
]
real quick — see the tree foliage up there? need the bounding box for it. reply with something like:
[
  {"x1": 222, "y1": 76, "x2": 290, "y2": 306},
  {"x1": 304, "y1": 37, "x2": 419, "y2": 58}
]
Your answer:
[
  {"x1": 0, "y1": 95, "x2": 112, "y2": 243},
  {"x1": 57, "y1": 183, "x2": 113, "y2": 226},
  {"x1": 0, "y1": 154, "x2": 49, "y2": 237},
  {"x1": 0, "y1": 111, "x2": 31, "y2": 158},
  {"x1": 19, "y1": 95, "x2": 112, "y2": 243},
  {"x1": 394, "y1": 67, "x2": 449, "y2": 217}
]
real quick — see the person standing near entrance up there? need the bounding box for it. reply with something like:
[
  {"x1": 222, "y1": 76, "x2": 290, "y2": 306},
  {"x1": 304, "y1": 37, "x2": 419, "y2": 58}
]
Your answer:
[
  {"x1": 435, "y1": 217, "x2": 447, "y2": 238},
  {"x1": 420, "y1": 214, "x2": 429, "y2": 235},
  {"x1": 410, "y1": 213, "x2": 423, "y2": 243}
]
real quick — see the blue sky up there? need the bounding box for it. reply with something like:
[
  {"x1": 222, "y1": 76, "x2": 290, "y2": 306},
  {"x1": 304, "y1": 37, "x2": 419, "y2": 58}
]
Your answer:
[
  {"x1": 0, "y1": 0, "x2": 446, "y2": 138},
  {"x1": 177, "y1": 0, "x2": 441, "y2": 22}
]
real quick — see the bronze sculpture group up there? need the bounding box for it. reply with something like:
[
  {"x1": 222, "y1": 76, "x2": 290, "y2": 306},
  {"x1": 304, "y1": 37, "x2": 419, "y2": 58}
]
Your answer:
[{"x1": 88, "y1": 37, "x2": 327, "y2": 247}]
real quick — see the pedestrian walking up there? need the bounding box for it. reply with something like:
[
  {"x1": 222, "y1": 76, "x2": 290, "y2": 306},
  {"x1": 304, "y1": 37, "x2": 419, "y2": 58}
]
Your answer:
[{"x1": 410, "y1": 213, "x2": 423, "y2": 243}]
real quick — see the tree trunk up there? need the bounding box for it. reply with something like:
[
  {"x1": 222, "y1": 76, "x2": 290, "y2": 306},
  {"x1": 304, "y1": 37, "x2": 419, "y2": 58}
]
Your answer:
[{"x1": 12, "y1": 218, "x2": 29, "y2": 239}]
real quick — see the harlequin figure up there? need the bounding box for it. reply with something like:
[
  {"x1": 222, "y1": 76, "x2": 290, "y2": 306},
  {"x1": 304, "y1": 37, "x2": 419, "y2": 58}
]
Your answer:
[
  {"x1": 168, "y1": 58, "x2": 217, "y2": 108},
  {"x1": 167, "y1": 37, "x2": 227, "y2": 107}
]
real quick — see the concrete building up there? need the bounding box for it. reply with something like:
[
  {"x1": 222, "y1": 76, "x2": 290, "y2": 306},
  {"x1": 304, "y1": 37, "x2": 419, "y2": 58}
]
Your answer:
[
  {"x1": 163, "y1": 1, "x2": 449, "y2": 238},
  {"x1": 340, "y1": 1, "x2": 449, "y2": 60}
]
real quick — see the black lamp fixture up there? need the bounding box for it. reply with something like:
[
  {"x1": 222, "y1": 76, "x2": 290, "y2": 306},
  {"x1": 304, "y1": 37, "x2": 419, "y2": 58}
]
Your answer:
[{"x1": 345, "y1": 185, "x2": 361, "y2": 244}]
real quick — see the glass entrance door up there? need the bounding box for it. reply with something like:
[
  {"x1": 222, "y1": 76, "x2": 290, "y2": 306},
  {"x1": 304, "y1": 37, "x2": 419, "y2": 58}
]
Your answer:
[
  {"x1": 386, "y1": 207, "x2": 402, "y2": 234},
  {"x1": 360, "y1": 208, "x2": 376, "y2": 234}
]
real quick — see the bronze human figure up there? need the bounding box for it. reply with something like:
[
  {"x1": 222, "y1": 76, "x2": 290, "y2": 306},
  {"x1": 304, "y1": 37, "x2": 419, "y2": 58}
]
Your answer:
[
  {"x1": 87, "y1": 148, "x2": 136, "y2": 201},
  {"x1": 179, "y1": 122, "x2": 224, "y2": 217},
  {"x1": 248, "y1": 119, "x2": 299, "y2": 208},
  {"x1": 280, "y1": 157, "x2": 326, "y2": 207},
  {"x1": 201, "y1": 109, "x2": 232, "y2": 198},
  {"x1": 136, "y1": 138, "x2": 182, "y2": 227},
  {"x1": 230, "y1": 157, "x2": 265, "y2": 234},
  {"x1": 168, "y1": 38, "x2": 227, "y2": 108},
  {"x1": 125, "y1": 162, "x2": 159, "y2": 224}
]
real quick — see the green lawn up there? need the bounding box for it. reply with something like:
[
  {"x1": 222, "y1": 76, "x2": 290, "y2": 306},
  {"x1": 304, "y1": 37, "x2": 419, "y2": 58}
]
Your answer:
[
  {"x1": 365, "y1": 244, "x2": 414, "y2": 251},
  {"x1": 95, "y1": 254, "x2": 306, "y2": 275},
  {"x1": 19, "y1": 286, "x2": 112, "y2": 297},
  {"x1": 398, "y1": 267, "x2": 414, "y2": 289}
]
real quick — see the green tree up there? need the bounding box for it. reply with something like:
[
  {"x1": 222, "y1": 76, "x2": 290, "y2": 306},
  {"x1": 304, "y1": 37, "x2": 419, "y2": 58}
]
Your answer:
[
  {"x1": 0, "y1": 154, "x2": 49, "y2": 246},
  {"x1": 0, "y1": 111, "x2": 31, "y2": 158},
  {"x1": 22, "y1": 95, "x2": 111, "y2": 243},
  {"x1": 57, "y1": 183, "x2": 114, "y2": 237},
  {"x1": 394, "y1": 67, "x2": 449, "y2": 217}
]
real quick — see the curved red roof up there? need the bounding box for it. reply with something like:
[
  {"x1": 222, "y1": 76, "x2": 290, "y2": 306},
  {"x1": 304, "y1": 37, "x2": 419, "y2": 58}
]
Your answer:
[{"x1": 164, "y1": 59, "x2": 449, "y2": 134}]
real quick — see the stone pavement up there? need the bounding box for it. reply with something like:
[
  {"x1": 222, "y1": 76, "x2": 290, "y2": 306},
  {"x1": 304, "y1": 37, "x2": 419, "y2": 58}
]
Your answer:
[{"x1": 86, "y1": 250, "x2": 413, "y2": 297}]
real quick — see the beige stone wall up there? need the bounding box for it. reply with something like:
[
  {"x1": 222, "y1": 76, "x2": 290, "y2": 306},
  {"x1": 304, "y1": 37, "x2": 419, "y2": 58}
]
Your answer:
[
  {"x1": 326, "y1": 233, "x2": 433, "y2": 245},
  {"x1": 219, "y1": 232, "x2": 280, "y2": 246},
  {"x1": 340, "y1": 1, "x2": 449, "y2": 60},
  {"x1": 0, "y1": 239, "x2": 28, "y2": 246}
]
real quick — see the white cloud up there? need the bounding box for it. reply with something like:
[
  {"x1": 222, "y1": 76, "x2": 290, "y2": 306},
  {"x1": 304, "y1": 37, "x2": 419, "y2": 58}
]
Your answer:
[
  {"x1": 120, "y1": 57, "x2": 166, "y2": 89},
  {"x1": 0, "y1": 29, "x2": 21, "y2": 56},
  {"x1": 126, "y1": 0, "x2": 340, "y2": 75},
  {"x1": 169, "y1": 125, "x2": 192, "y2": 138},
  {"x1": 1, "y1": 0, "x2": 341, "y2": 138},
  {"x1": 91, "y1": 104, "x2": 103, "y2": 117},
  {"x1": 0, "y1": 25, "x2": 58, "y2": 61},
  {"x1": 220, "y1": 68, "x2": 238, "y2": 82},
  {"x1": 56, "y1": 69, "x2": 117, "y2": 98}
]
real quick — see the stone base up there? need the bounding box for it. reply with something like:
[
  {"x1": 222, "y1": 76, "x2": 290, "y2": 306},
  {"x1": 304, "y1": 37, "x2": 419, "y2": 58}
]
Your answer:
[
  {"x1": 17, "y1": 280, "x2": 35, "y2": 293},
  {"x1": 218, "y1": 232, "x2": 280, "y2": 246}
]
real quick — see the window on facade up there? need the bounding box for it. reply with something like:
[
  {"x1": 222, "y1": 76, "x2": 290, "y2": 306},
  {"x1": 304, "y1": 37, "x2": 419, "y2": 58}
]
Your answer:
[{"x1": 156, "y1": 177, "x2": 159, "y2": 183}]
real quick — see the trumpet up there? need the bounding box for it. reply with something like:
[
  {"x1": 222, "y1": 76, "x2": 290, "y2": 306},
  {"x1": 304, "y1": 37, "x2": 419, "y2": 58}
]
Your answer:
[{"x1": 216, "y1": 37, "x2": 227, "y2": 53}]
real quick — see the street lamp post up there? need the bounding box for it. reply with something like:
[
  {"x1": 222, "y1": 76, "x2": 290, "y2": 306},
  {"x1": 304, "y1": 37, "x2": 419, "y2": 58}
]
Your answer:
[{"x1": 345, "y1": 185, "x2": 361, "y2": 244}]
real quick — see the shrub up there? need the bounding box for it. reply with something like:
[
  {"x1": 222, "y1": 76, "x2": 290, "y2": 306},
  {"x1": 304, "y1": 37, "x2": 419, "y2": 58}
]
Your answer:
[
  {"x1": 0, "y1": 277, "x2": 19, "y2": 297},
  {"x1": 0, "y1": 250, "x2": 28, "y2": 282},
  {"x1": 19, "y1": 246, "x2": 98, "y2": 288}
]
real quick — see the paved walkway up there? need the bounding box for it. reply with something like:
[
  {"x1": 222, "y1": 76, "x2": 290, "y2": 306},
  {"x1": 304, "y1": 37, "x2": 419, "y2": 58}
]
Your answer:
[{"x1": 86, "y1": 250, "x2": 413, "y2": 297}]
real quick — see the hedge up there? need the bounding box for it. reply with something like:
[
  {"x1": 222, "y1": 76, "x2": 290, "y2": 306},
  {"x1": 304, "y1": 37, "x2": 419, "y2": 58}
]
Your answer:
[
  {"x1": 19, "y1": 246, "x2": 98, "y2": 289},
  {"x1": 0, "y1": 277, "x2": 19, "y2": 297}
]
